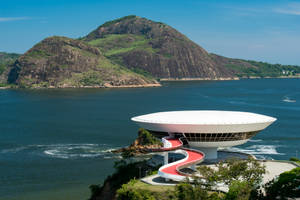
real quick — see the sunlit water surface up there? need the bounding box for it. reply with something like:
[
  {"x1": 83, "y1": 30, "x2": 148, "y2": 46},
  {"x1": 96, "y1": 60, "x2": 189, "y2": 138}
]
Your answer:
[{"x1": 0, "y1": 78, "x2": 299, "y2": 199}]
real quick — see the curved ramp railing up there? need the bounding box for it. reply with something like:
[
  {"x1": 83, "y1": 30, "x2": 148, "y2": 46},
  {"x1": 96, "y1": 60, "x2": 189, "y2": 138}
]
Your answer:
[{"x1": 154, "y1": 137, "x2": 205, "y2": 181}]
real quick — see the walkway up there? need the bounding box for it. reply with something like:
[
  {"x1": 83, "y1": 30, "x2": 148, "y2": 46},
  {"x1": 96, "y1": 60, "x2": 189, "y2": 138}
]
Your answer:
[{"x1": 155, "y1": 137, "x2": 205, "y2": 181}]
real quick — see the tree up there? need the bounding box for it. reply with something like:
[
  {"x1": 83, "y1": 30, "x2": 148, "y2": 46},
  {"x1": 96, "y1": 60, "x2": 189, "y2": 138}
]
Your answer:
[
  {"x1": 263, "y1": 167, "x2": 300, "y2": 200},
  {"x1": 137, "y1": 128, "x2": 162, "y2": 145},
  {"x1": 175, "y1": 182, "x2": 217, "y2": 200},
  {"x1": 198, "y1": 158, "x2": 266, "y2": 187},
  {"x1": 225, "y1": 181, "x2": 252, "y2": 200},
  {"x1": 117, "y1": 179, "x2": 155, "y2": 200}
]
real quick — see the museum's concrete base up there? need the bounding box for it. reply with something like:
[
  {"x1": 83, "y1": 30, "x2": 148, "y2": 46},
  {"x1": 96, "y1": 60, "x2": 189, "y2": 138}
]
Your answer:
[{"x1": 195, "y1": 147, "x2": 218, "y2": 160}]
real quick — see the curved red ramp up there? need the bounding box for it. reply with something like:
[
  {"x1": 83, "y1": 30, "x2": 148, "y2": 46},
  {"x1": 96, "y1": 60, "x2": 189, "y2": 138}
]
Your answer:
[{"x1": 157, "y1": 137, "x2": 205, "y2": 181}]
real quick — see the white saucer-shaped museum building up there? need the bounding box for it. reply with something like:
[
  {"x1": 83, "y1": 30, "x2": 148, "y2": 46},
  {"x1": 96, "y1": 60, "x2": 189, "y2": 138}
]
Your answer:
[{"x1": 131, "y1": 111, "x2": 276, "y2": 159}]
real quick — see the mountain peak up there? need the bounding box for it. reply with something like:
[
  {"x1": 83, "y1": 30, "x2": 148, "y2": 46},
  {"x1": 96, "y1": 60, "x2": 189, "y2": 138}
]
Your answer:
[
  {"x1": 101, "y1": 15, "x2": 139, "y2": 27},
  {"x1": 83, "y1": 15, "x2": 174, "y2": 41}
]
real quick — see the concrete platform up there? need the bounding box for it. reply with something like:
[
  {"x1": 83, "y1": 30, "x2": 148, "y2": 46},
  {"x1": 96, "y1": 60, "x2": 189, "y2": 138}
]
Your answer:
[
  {"x1": 141, "y1": 160, "x2": 299, "y2": 192},
  {"x1": 262, "y1": 160, "x2": 299, "y2": 184}
]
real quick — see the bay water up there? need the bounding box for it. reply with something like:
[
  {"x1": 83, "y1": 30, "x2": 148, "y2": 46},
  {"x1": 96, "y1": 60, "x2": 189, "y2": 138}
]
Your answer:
[{"x1": 0, "y1": 78, "x2": 299, "y2": 199}]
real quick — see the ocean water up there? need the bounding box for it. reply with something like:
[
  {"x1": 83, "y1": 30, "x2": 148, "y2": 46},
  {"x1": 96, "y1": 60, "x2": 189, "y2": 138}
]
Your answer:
[{"x1": 0, "y1": 78, "x2": 299, "y2": 199}]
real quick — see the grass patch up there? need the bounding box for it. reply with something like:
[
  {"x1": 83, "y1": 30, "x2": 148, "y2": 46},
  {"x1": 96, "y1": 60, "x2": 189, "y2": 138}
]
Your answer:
[
  {"x1": 62, "y1": 71, "x2": 104, "y2": 87},
  {"x1": 130, "y1": 180, "x2": 174, "y2": 193},
  {"x1": 131, "y1": 68, "x2": 153, "y2": 79},
  {"x1": 26, "y1": 49, "x2": 53, "y2": 58},
  {"x1": 96, "y1": 57, "x2": 152, "y2": 80},
  {"x1": 87, "y1": 34, "x2": 157, "y2": 56},
  {"x1": 0, "y1": 83, "x2": 12, "y2": 87},
  {"x1": 87, "y1": 34, "x2": 133, "y2": 47},
  {"x1": 105, "y1": 46, "x2": 155, "y2": 56},
  {"x1": 117, "y1": 179, "x2": 175, "y2": 200}
]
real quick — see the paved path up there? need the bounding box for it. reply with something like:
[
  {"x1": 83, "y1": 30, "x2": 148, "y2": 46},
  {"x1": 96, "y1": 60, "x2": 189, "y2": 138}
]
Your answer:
[
  {"x1": 156, "y1": 137, "x2": 205, "y2": 181},
  {"x1": 142, "y1": 159, "x2": 299, "y2": 192}
]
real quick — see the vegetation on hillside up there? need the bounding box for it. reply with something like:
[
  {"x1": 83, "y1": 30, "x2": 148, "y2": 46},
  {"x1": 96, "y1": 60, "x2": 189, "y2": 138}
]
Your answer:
[
  {"x1": 107, "y1": 158, "x2": 266, "y2": 200},
  {"x1": 2, "y1": 16, "x2": 300, "y2": 88},
  {"x1": 197, "y1": 157, "x2": 266, "y2": 187},
  {"x1": 0, "y1": 64, "x2": 6, "y2": 75},
  {"x1": 116, "y1": 128, "x2": 163, "y2": 158},
  {"x1": 137, "y1": 128, "x2": 162, "y2": 146},
  {"x1": 210, "y1": 53, "x2": 300, "y2": 78},
  {"x1": 0, "y1": 52, "x2": 20, "y2": 86},
  {"x1": 117, "y1": 179, "x2": 175, "y2": 200},
  {"x1": 0, "y1": 52, "x2": 19, "y2": 64},
  {"x1": 0, "y1": 52, "x2": 20, "y2": 75},
  {"x1": 89, "y1": 159, "x2": 160, "y2": 200},
  {"x1": 6, "y1": 36, "x2": 157, "y2": 88},
  {"x1": 84, "y1": 16, "x2": 300, "y2": 79},
  {"x1": 89, "y1": 147, "x2": 300, "y2": 200},
  {"x1": 101, "y1": 15, "x2": 138, "y2": 28},
  {"x1": 225, "y1": 60, "x2": 300, "y2": 78},
  {"x1": 87, "y1": 34, "x2": 156, "y2": 57}
]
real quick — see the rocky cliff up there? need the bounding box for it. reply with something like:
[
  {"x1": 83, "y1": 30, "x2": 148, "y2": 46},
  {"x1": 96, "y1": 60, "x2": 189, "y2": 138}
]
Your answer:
[
  {"x1": 83, "y1": 15, "x2": 234, "y2": 79},
  {"x1": 3, "y1": 15, "x2": 300, "y2": 88},
  {"x1": 8, "y1": 36, "x2": 159, "y2": 88},
  {"x1": 0, "y1": 52, "x2": 20, "y2": 85}
]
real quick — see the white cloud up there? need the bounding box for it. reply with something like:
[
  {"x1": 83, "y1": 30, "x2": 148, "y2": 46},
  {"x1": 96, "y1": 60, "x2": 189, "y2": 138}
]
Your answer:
[
  {"x1": 274, "y1": 2, "x2": 300, "y2": 15},
  {"x1": 0, "y1": 17, "x2": 31, "y2": 22}
]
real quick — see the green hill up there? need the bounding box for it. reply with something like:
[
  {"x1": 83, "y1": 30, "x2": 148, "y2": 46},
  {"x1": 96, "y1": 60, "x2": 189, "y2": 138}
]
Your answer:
[
  {"x1": 0, "y1": 52, "x2": 20, "y2": 86},
  {"x1": 2, "y1": 15, "x2": 300, "y2": 88},
  {"x1": 7, "y1": 36, "x2": 159, "y2": 88}
]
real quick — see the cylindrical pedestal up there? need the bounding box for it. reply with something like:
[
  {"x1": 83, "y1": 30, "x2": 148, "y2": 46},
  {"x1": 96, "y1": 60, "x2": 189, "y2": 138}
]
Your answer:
[
  {"x1": 197, "y1": 147, "x2": 218, "y2": 160},
  {"x1": 164, "y1": 152, "x2": 168, "y2": 165},
  {"x1": 164, "y1": 152, "x2": 169, "y2": 181}
]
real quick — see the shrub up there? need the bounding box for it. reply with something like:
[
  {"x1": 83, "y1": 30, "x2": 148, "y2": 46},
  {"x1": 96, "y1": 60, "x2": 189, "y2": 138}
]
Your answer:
[
  {"x1": 263, "y1": 167, "x2": 300, "y2": 199},
  {"x1": 225, "y1": 181, "x2": 252, "y2": 200},
  {"x1": 197, "y1": 157, "x2": 266, "y2": 187},
  {"x1": 175, "y1": 182, "x2": 222, "y2": 200},
  {"x1": 117, "y1": 179, "x2": 155, "y2": 200},
  {"x1": 290, "y1": 157, "x2": 300, "y2": 162},
  {"x1": 175, "y1": 182, "x2": 208, "y2": 200},
  {"x1": 0, "y1": 64, "x2": 6, "y2": 75},
  {"x1": 137, "y1": 128, "x2": 162, "y2": 146}
]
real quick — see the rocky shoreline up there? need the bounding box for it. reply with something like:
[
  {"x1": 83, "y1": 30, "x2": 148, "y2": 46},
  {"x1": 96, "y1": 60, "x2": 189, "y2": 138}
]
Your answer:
[
  {"x1": 0, "y1": 83, "x2": 161, "y2": 89},
  {"x1": 112, "y1": 139, "x2": 162, "y2": 156},
  {"x1": 160, "y1": 77, "x2": 240, "y2": 81},
  {"x1": 112, "y1": 129, "x2": 163, "y2": 157},
  {"x1": 160, "y1": 75, "x2": 300, "y2": 81},
  {"x1": 2, "y1": 76, "x2": 299, "y2": 90}
]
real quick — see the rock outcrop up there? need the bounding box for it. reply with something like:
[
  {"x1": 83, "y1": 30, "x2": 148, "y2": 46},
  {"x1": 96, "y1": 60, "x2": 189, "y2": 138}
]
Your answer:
[
  {"x1": 8, "y1": 36, "x2": 159, "y2": 88},
  {"x1": 112, "y1": 128, "x2": 163, "y2": 156},
  {"x1": 83, "y1": 15, "x2": 234, "y2": 79},
  {"x1": 3, "y1": 15, "x2": 300, "y2": 88}
]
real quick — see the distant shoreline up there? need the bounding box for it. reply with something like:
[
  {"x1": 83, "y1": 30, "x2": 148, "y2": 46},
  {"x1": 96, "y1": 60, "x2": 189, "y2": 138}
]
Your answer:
[
  {"x1": 160, "y1": 75, "x2": 300, "y2": 81},
  {"x1": 0, "y1": 83, "x2": 161, "y2": 89},
  {"x1": 160, "y1": 77, "x2": 240, "y2": 81},
  {"x1": 1, "y1": 76, "x2": 299, "y2": 89}
]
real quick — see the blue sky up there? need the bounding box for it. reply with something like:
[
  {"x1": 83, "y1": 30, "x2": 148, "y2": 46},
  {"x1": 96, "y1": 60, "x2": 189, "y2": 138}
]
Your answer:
[{"x1": 1, "y1": 0, "x2": 300, "y2": 65}]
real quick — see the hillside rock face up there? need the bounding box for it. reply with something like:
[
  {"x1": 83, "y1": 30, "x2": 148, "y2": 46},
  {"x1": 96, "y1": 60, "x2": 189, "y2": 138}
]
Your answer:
[
  {"x1": 84, "y1": 15, "x2": 234, "y2": 79},
  {"x1": 0, "y1": 52, "x2": 19, "y2": 85},
  {"x1": 9, "y1": 36, "x2": 158, "y2": 88},
  {"x1": 5, "y1": 16, "x2": 299, "y2": 88}
]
